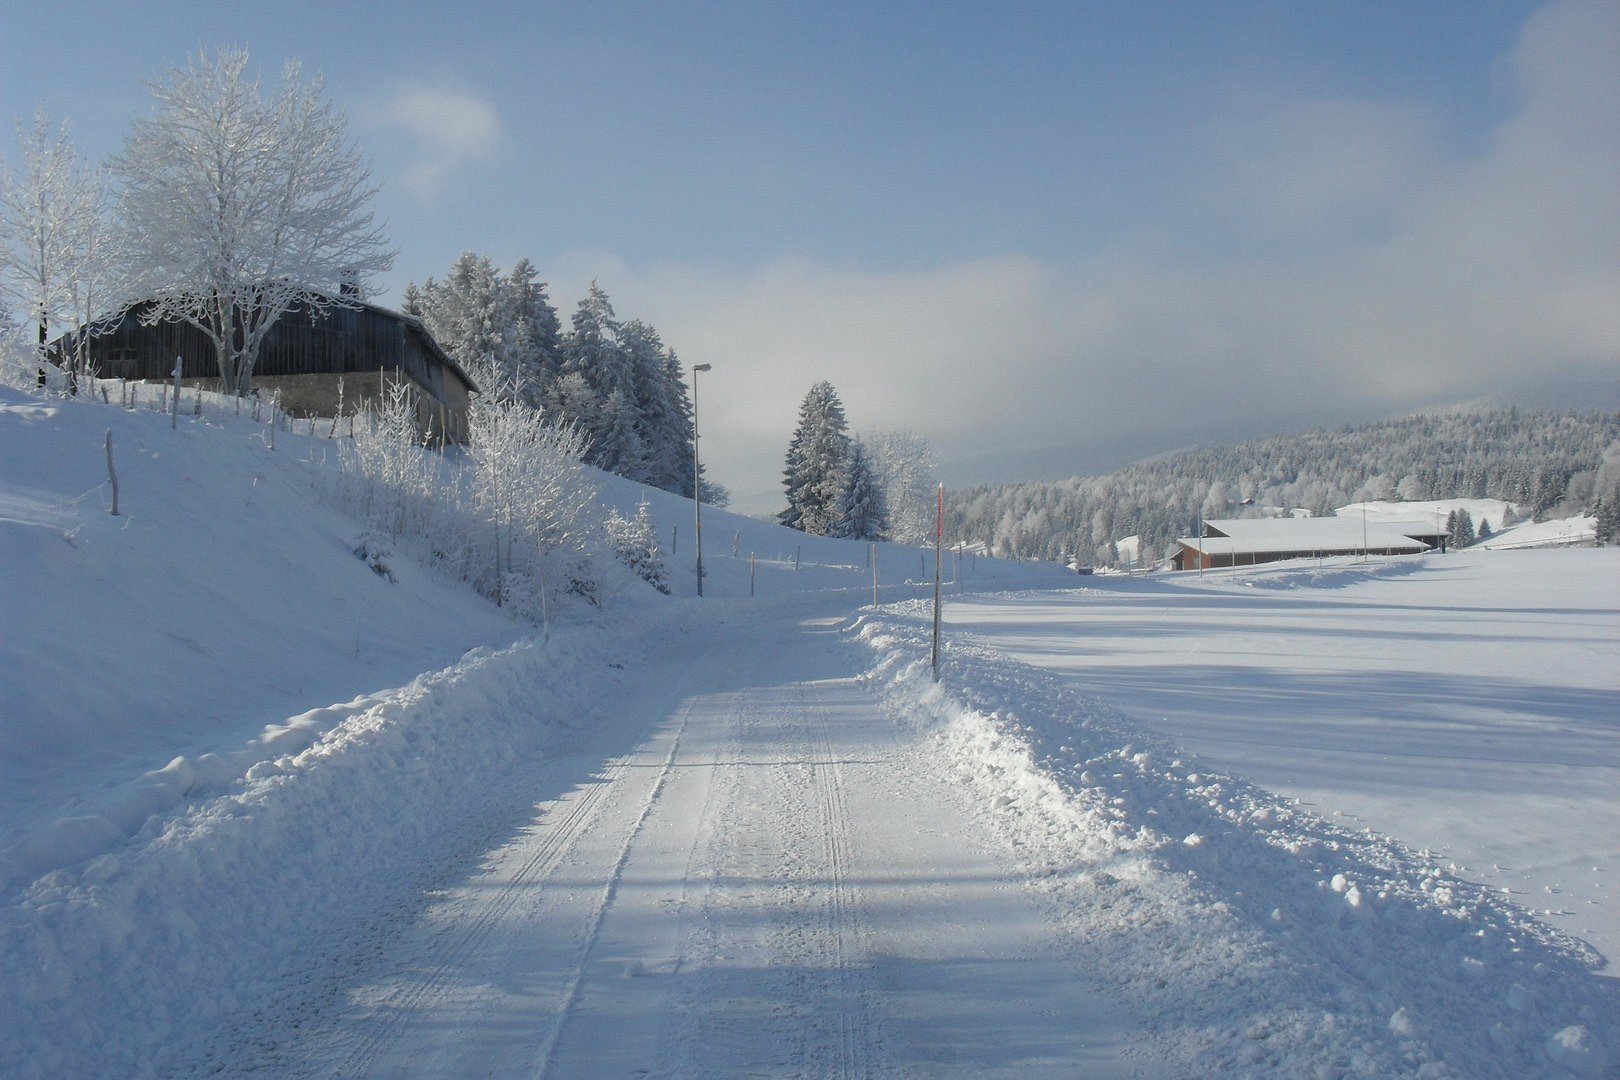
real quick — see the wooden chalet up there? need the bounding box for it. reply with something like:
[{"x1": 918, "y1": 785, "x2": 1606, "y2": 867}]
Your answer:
[{"x1": 54, "y1": 292, "x2": 477, "y2": 443}]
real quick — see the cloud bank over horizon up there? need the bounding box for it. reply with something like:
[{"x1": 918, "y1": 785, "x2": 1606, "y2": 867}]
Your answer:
[{"x1": 547, "y1": 0, "x2": 1616, "y2": 509}]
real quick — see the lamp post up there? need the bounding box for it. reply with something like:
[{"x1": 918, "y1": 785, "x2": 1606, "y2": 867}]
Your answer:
[{"x1": 692, "y1": 362, "x2": 712, "y2": 597}]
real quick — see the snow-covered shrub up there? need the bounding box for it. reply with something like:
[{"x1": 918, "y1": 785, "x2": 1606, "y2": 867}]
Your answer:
[
  {"x1": 606, "y1": 501, "x2": 669, "y2": 594},
  {"x1": 329, "y1": 389, "x2": 607, "y2": 625},
  {"x1": 352, "y1": 531, "x2": 396, "y2": 582},
  {"x1": 463, "y1": 396, "x2": 603, "y2": 619},
  {"x1": 337, "y1": 381, "x2": 437, "y2": 539}
]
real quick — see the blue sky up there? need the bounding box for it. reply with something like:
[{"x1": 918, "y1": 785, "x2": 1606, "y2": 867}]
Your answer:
[{"x1": 4, "y1": 1, "x2": 1616, "y2": 509}]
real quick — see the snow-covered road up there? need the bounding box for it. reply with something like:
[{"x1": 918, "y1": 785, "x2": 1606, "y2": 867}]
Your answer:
[{"x1": 273, "y1": 609, "x2": 1166, "y2": 1077}]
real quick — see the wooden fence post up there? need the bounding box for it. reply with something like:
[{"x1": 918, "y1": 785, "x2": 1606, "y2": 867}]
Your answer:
[{"x1": 105, "y1": 430, "x2": 120, "y2": 516}]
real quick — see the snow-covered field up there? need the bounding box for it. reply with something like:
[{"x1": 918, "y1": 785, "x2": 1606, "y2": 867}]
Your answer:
[
  {"x1": 939, "y1": 553, "x2": 1620, "y2": 970},
  {"x1": 3, "y1": 384, "x2": 1616, "y2": 1077},
  {"x1": 854, "y1": 585, "x2": 1618, "y2": 1075}
]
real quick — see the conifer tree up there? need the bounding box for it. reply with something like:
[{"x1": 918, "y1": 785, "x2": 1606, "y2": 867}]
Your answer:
[
  {"x1": 621, "y1": 319, "x2": 694, "y2": 492},
  {"x1": 505, "y1": 258, "x2": 562, "y2": 390},
  {"x1": 659, "y1": 348, "x2": 699, "y2": 498},
  {"x1": 1596, "y1": 488, "x2": 1620, "y2": 545},
  {"x1": 405, "y1": 252, "x2": 559, "y2": 409},
  {"x1": 837, "y1": 439, "x2": 889, "y2": 540},
  {"x1": 1449, "y1": 508, "x2": 1475, "y2": 548},
  {"x1": 780, "y1": 381, "x2": 851, "y2": 535},
  {"x1": 558, "y1": 281, "x2": 636, "y2": 471}
]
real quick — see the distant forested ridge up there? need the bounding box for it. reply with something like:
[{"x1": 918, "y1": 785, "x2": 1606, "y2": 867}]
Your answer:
[{"x1": 948, "y1": 409, "x2": 1620, "y2": 565}]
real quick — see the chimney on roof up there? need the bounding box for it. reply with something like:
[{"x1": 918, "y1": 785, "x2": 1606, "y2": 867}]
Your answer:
[{"x1": 339, "y1": 268, "x2": 360, "y2": 301}]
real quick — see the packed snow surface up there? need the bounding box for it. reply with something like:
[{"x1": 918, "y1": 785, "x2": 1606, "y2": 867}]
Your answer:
[{"x1": 2, "y1": 384, "x2": 1616, "y2": 1076}]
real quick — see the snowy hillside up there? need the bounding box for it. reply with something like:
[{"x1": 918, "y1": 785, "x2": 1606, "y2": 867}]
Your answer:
[{"x1": 0, "y1": 384, "x2": 1057, "y2": 897}]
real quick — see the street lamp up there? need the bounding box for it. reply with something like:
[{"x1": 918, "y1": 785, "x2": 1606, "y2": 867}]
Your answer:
[{"x1": 692, "y1": 363, "x2": 712, "y2": 597}]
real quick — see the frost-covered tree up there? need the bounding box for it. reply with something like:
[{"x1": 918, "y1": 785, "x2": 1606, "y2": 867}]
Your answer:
[
  {"x1": 333, "y1": 387, "x2": 607, "y2": 622},
  {"x1": 111, "y1": 49, "x2": 393, "y2": 396},
  {"x1": 865, "y1": 427, "x2": 937, "y2": 545},
  {"x1": 465, "y1": 397, "x2": 600, "y2": 611},
  {"x1": 836, "y1": 439, "x2": 889, "y2": 541},
  {"x1": 557, "y1": 281, "x2": 639, "y2": 472},
  {"x1": 0, "y1": 307, "x2": 33, "y2": 388},
  {"x1": 606, "y1": 500, "x2": 669, "y2": 594},
  {"x1": 621, "y1": 319, "x2": 696, "y2": 493},
  {"x1": 339, "y1": 378, "x2": 437, "y2": 538},
  {"x1": 0, "y1": 114, "x2": 127, "y2": 388},
  {"x1": 404, "y1": 252, "x2": 560, "y2": 409},
  {"x1": 780, "y1": 381, "x2": 851, "y2": 535}
]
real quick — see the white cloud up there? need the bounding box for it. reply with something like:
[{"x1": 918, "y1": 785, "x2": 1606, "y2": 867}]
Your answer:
[{"x1": 371, "y1": 85, "x2": 500, "y2": 201}]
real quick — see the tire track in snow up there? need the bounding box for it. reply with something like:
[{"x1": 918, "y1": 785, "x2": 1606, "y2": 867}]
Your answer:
[
  {"x1": 646, "y1": 690, "x2": 748, "y2": 1074},
  {"x1": 325, "y1": 753, "x2": 632, "y2": 1078},
  {"x1": 796, "y1": 677, "x2": 876, "y2": 1079},
  {"x1": 652, "y1": 693, "x2": 781, "y2": 1075},
  {"x1": 531, "y1": 695, "x2": 701, "y2": 1080}
]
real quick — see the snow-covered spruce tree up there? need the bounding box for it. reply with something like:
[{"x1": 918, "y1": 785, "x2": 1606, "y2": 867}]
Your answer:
[
  {"x1": 403, "y1": 252, "x2": 559, "y2": 410},
  {"x1": 1450, "y1": 508, "x2": 1475, "y2": 549},
  {"x1": 111, "y1": 49, "x2": 393, "y2": 397},
  {"x1": 594, "y1": 388, "x2": 645, "y2": 483},
  {"x1": 622, "y1": 319, "x2": 696, "y2": 494},
  {"x1": 836, "y1": 439, "x2": 889, "y2": 541},
  {"x1": 505, "y1": 258, "x2": 563, "y2": 387},
  {"x1": 780, "y1": 381, "x2": 851, "y2": 536},
  {"x1": 556, "y1": 281, "x2": 638, "y2": 474},
  {"x1": 865, "y1": 427, "x2": 937, "y2": 545},
  {"x1": 1595, "y1": 488, "x2": 1620, "y2": 546},
  {"x1": 655, "y1": 351, "x2": 697, "y2": 495}
]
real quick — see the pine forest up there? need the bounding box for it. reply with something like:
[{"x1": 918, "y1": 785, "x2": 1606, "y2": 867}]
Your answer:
[{"x1": 948, "y1": 409, "x2": 1620, "y2": 566}]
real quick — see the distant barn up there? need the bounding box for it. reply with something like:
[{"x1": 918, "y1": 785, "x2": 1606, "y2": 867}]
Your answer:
[
  {"x1": 54, "y1": 293, "x2": 477, "y2": 443},
  {"x1": 1172, "y1": 517, "x2": 1443, "y2": 571}
]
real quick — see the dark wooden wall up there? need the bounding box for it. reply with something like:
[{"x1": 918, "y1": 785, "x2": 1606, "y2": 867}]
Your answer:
[{"x1": 55, "y1": 300, "x2": 472, "y2": 408}]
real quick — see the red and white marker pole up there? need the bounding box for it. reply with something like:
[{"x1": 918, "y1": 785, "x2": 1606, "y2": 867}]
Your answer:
[{"x1": 932, "y1": 482, "x2": 943, "y2": 682}]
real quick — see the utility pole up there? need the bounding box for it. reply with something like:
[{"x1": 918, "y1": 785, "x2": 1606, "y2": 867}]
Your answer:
[{"x1": 692, "y1": 363, "x2": 711, "y2": 596}]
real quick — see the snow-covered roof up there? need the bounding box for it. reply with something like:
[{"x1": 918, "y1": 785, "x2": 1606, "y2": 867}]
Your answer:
[
  {"x1": 1188, "y1": 517, "x2": 1431, "y2": 554},
  {"x1": 1338, "y1": 499, "x2": 1515, "y2": 529}
]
